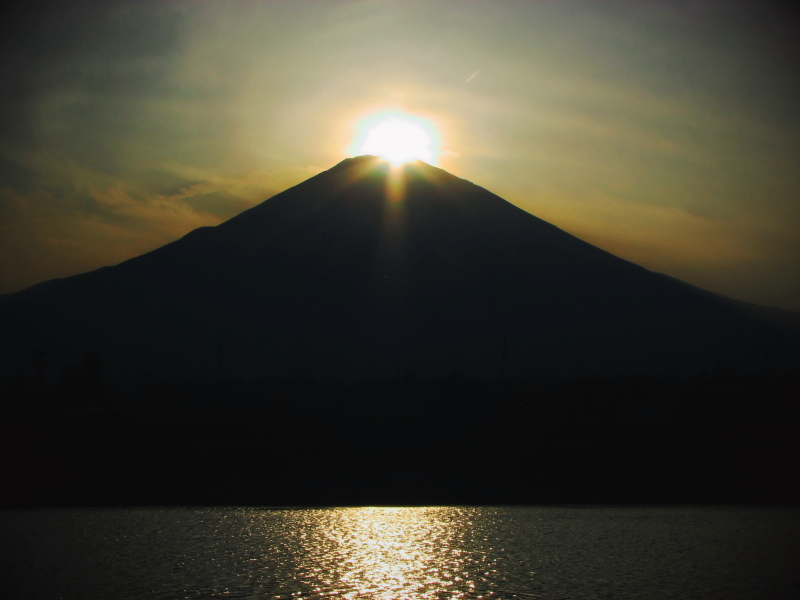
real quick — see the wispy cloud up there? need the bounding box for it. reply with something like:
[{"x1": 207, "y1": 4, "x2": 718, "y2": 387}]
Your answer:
[{"x1": 0, "y1": 153, "x2": 322, "y2": 294}]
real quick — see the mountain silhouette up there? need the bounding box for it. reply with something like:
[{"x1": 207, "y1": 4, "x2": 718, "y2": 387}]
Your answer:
[{"x1": 1, "y1": 155, "x2": 797, "y2": 380}]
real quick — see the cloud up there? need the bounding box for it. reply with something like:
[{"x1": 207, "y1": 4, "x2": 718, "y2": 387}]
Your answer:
[{"x1": 0, "y1": 151, "x2": 321, "y2": 294}]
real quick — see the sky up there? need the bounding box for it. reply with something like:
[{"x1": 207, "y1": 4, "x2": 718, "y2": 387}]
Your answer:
[{"x1": 1, "y1": 0, "x2": 799, "y2": 310}]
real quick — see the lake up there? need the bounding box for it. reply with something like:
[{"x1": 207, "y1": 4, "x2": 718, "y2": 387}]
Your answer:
[{"x1": 1, "y1": 506, "x2": 799, "y2": 599}]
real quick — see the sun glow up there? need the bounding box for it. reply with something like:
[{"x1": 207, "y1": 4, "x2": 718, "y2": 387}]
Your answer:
[{"x1": 352, "y1": 111, "x2": 439, "y2": 166}]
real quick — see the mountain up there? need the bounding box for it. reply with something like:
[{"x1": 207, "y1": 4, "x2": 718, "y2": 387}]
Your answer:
[{"x1": 1, "y1": 155, "x2": 798, "y2": 381}]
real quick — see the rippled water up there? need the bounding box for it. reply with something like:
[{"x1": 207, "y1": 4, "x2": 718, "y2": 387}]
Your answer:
[{"x1": 1, "y1": 506, "x2": 799, "y2": 599}]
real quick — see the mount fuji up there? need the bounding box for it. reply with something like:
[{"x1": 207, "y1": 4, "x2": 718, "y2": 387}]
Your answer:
[{"x1": 1, "y1": 155, "x2": 797, "y2": 381}]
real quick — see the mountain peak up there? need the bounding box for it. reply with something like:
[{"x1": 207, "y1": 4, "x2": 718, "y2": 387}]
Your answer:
[{"x1": 1, "y1": 157, "x2": 797, "y2": 380}]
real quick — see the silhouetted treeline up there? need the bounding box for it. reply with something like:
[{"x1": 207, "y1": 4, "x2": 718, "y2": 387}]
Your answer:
[{"x1": 1, "y1": 369, "x2": 798, "y2": 506}]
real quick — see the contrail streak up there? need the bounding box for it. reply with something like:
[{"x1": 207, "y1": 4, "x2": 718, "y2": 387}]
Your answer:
[{"x1": 466, "y1": 67, "x2": 483, "y2": 83}]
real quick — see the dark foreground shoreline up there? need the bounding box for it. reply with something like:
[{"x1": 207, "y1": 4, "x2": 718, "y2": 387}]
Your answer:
[{"x1": 2, "y1": 372, "x2": 798, "y2": 507}]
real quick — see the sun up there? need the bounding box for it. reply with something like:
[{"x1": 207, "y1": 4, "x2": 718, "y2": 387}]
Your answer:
[{"x1": 351, "y1": 111, "x2": 439, "y2": 166}]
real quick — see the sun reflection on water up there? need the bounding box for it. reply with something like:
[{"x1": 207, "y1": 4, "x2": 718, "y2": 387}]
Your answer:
[{"x1": 273, "y1": 507, "x2": 499, "y2": 599}]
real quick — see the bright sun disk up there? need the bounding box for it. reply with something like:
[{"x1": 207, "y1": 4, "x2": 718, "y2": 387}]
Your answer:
[{"x1": 353, "y1": 112, "x2": 438, "y2": 166}]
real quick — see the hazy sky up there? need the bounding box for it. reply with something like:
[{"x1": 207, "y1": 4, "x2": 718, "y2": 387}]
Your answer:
[{"x1": 2, "y1": 0, "x2": 799, "y2": 309}]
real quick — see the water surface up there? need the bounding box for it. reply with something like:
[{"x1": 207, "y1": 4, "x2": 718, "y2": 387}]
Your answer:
[{"x1": 2, "y1": 506, "x2": 798, "y2": 599}]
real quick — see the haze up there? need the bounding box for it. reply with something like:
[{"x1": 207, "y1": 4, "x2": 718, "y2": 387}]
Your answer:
[{"x1": 1, "y1": 1, "x2": 798, "y2": 310}]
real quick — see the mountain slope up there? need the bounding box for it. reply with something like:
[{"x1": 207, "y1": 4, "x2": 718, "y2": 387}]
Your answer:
[{"x1": 1, "y1": 155, "x2": 797, "y2": 380}]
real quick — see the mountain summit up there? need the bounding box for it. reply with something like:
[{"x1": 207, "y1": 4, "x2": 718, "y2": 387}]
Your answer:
[{"x1": 1, "y1": 156, "x2": 797, "y2": 380}]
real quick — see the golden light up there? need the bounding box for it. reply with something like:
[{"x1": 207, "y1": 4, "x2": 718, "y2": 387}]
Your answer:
[
  {"x1": 351, "y1": 110, "x2": 440, "y2": 166},
  {"x1": 279, "y1": 507, "x2": 495, "y2": 599}
]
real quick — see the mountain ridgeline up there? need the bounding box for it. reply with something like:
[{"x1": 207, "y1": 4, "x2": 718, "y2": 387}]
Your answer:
[{"x1": 1, "y1": 156, "x2": 797, "y2": 381}]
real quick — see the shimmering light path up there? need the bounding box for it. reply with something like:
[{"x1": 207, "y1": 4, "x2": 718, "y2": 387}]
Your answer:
[
  {"x1": 2, "y1": 507, "x2": 799, "y2": 599},
  {"x1": 286, "y1": 507, "x2": 497, "y2": 599}
]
